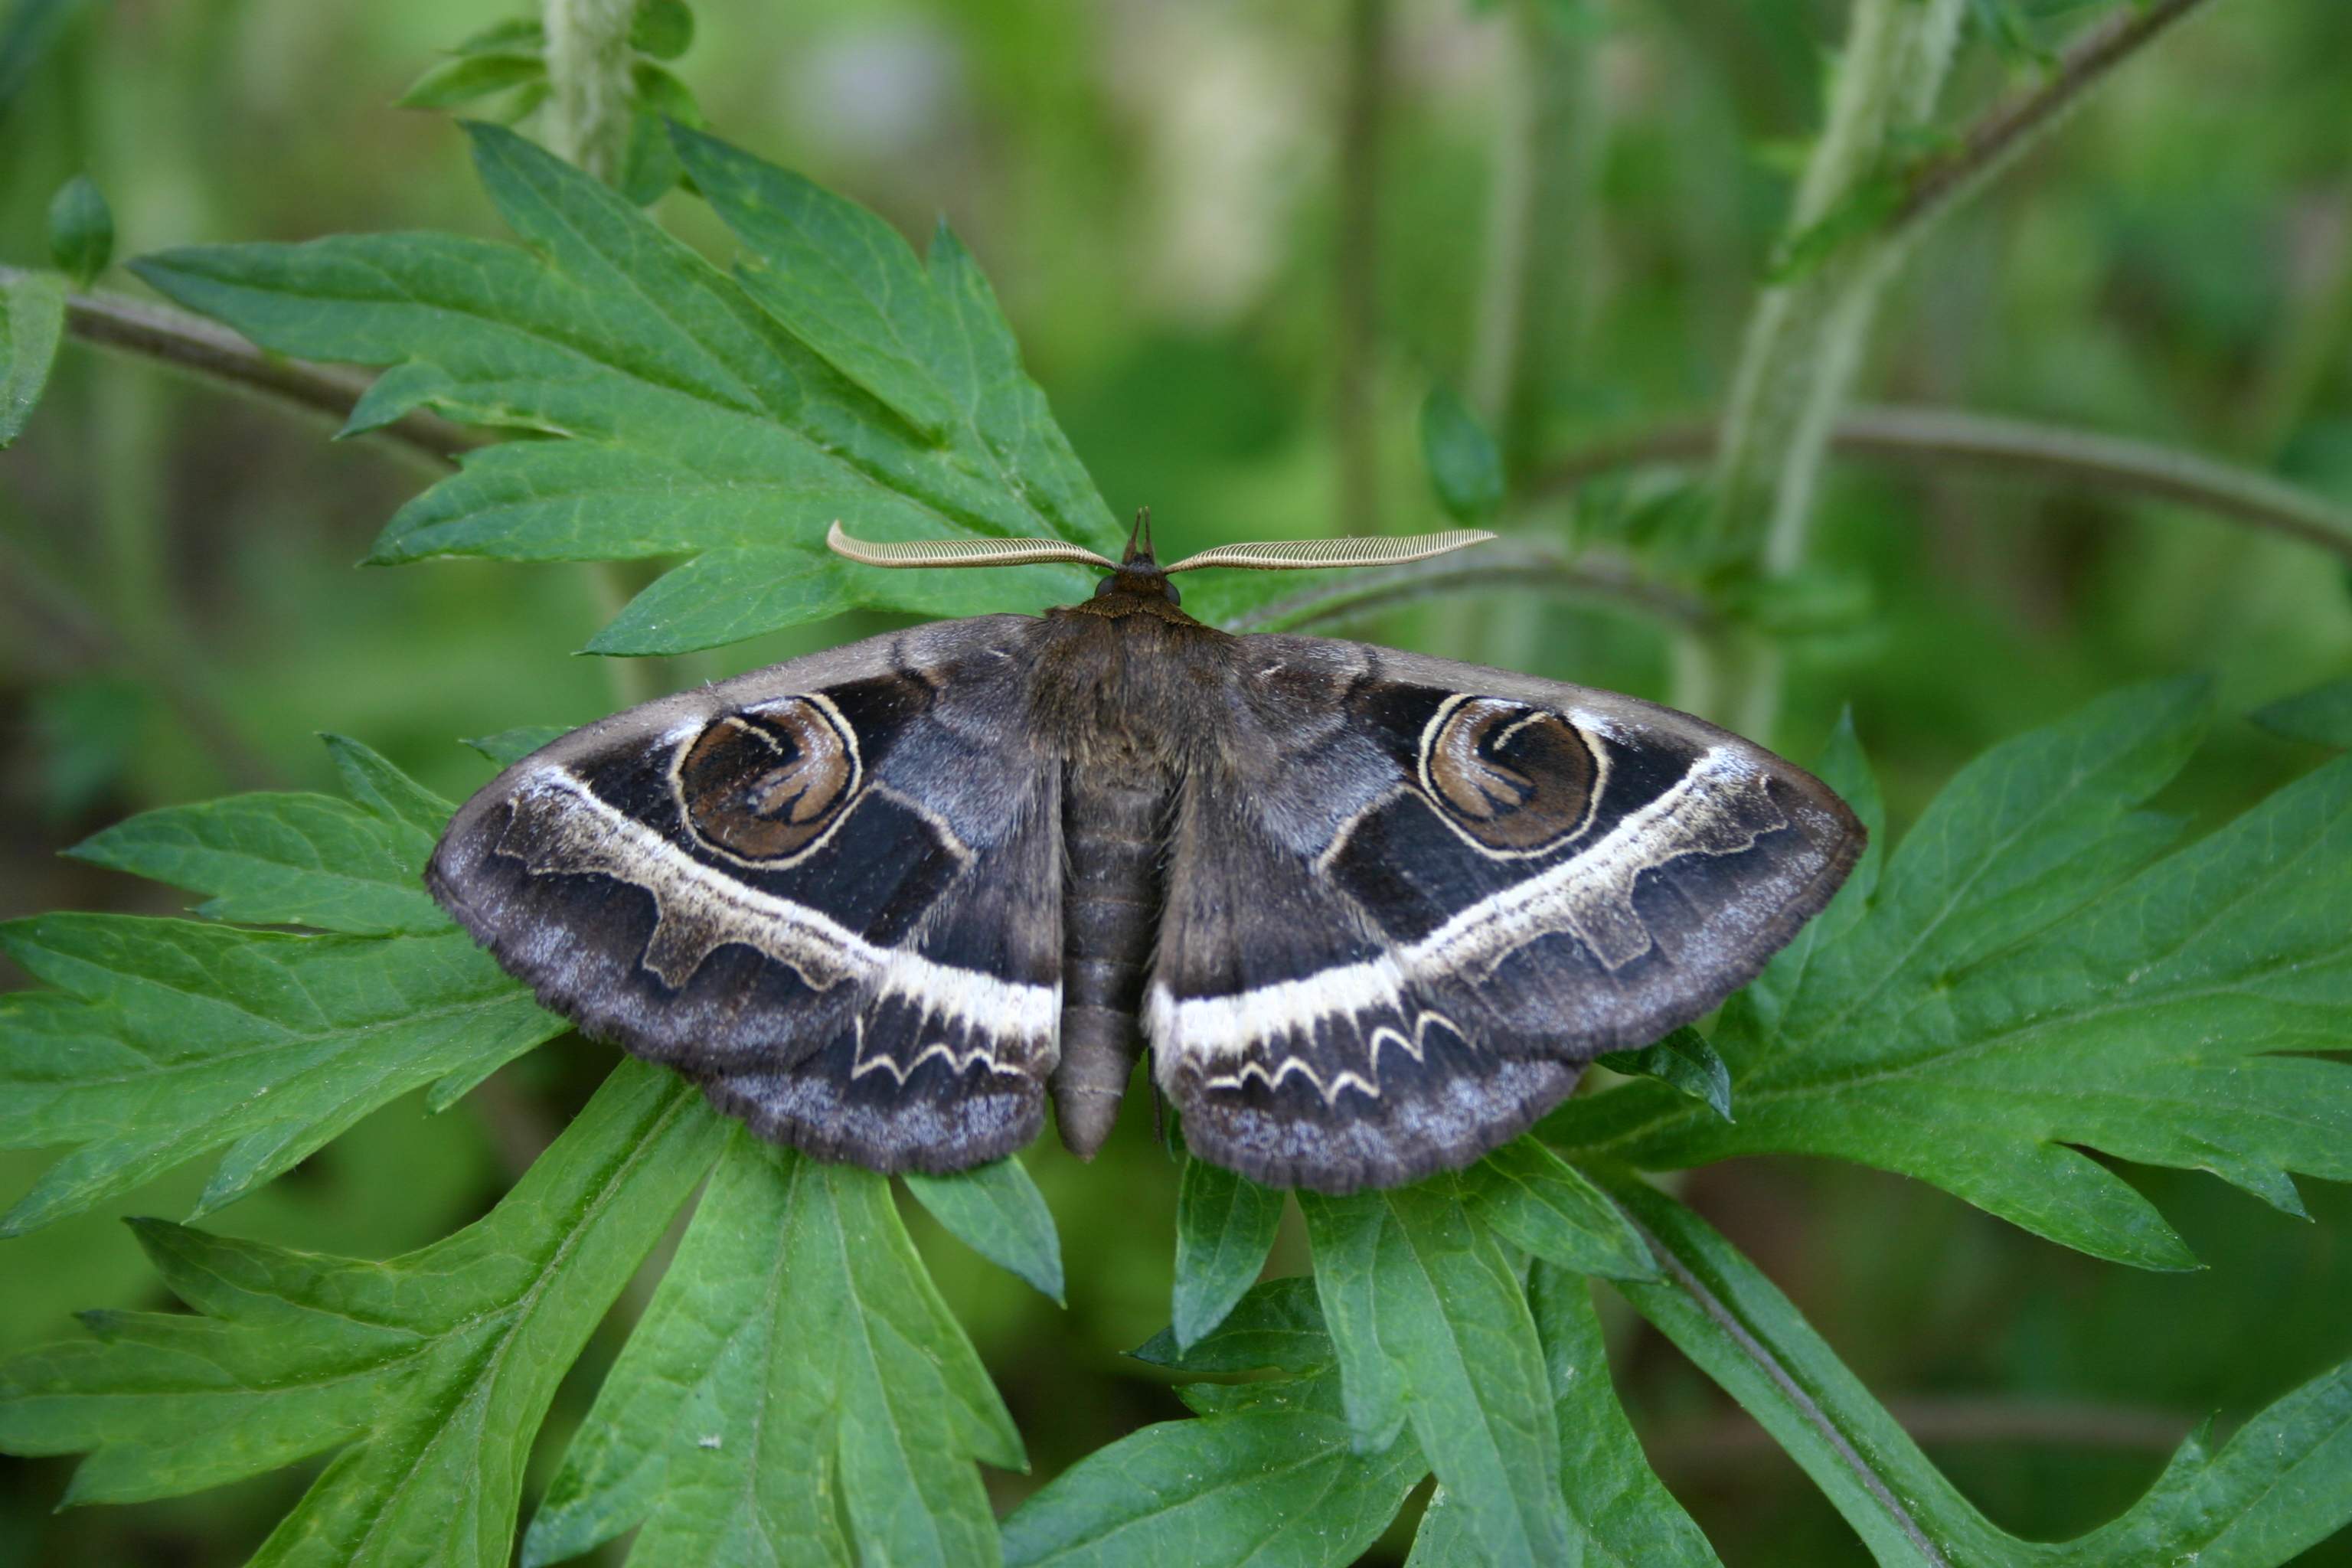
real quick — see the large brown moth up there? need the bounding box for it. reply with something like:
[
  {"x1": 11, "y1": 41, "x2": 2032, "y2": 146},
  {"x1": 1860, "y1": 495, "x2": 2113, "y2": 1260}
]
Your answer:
[{"x1": 429, "y1": 520, "x2": 1864, "y2": 1192}]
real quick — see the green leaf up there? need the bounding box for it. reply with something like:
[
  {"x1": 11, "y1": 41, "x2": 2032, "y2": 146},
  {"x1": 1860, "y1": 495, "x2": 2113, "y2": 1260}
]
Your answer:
[
  {"x1": 45, "y1": 175, "x2": 112, "y2": 285},
  {"x1": 1, "y1": 266, "x2": 67, "y2": 446},
  {"x1": 1597, "y1": 1171, "x2": 2352, "y2": 1566},
  {"x1": 66, "y1": 736, "x2": 446, "y2": 935},
  {"x1": 396, "y1": 52, "x2": 544, "y2": 110},
  {"x1": 1171, "y1": 1155, "x2": 1285, "y2": 1351},
  {"x1": 1408, "y1": 1264, "x2": 1718, "y2": 1567},
  {"x1": 1598, "y1": 1169, "x2": 2043, "y2": 1566},
  {"x1": 1132, "y1": 1275, "x2": 1334, "y2": 1376},
  {"x1": 1419, "y1": 384, "x2": 1506, "y2": 523},
  {"x1": 451, "y1": 16, "x2": 544, "y2": 55},
  {"x1": 1000, "y1": 1366, "x2": 1425, "y2": 1568},
  {"x1": 1596, "y1": 1027, "x2": 1733, "y2": 1124},
  {"x1": 0, "y1": 1062, "x2": 720, "y2": 1567},
  {"x1": 630, "y1": 0, "x2": 693, "y2": 59},
  {"x1": 1551, "y1": 680, "x2": 2352, "y2": 1269},
  {"x1": 1300, "y1": 1183, "x2": 1572, "y2": 1566},
  {"x1": 0, "y1": 743, "x2": 566, "y2": 1233},
  {"x1": 905, "y1": 1155, "x2": 1066, "y2": 1304},
  {"x1": 2253, "y1": 675, "x2": 2352, "y2": 748},
  {"x1": 1459, "y1": 1138, "x2": 1656, "y2": 1281},
  {"x1": 129, "y1": 123, "x2": 1115, "y2": 654},
  {"x1": 466, "y1": 724, "x2": 567, "y2": 766},
  {"x1": 524, "y1": 1132, "x2": 1019, "y2": 1568}
]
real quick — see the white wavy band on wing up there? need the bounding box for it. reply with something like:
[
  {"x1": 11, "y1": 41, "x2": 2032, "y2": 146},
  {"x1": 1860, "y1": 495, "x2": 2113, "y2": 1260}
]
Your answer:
[
  {"x1": 1147, "y1": 747, "x2": 1783, "y2": 1095},
  {"x1": 497, "y1": 768, "x2": 1060, "y2": 1060}
]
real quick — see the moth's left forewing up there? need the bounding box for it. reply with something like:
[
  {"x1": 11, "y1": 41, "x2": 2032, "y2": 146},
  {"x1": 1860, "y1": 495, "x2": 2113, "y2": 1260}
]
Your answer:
[
  {"x1": 427, "y1": 616, "x2": 1066, "y2": 1174},
  {"x1": 1152, "y1": 637, "x2": 1864, "y2": 1193}
]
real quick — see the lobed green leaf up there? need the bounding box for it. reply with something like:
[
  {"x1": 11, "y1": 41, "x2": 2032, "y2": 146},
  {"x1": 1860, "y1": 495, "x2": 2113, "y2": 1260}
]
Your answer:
[
  {"x1": 0, "y1": 1063, "x2": 720, "y2": 1568},
  {"x1": 1300, "y1": 1183, "x2": 1572, "y2": 1567},
  {"x1": 128, "y1": 123, "x2": 1116, "y2": 655},
  {"x1": 1550, "y1": 681, "x2": 2352, "y2": 1269},
  {"x1": 0, "y1": 738, "x2": 564, "y2": 1233},
  {"x1": 524, "y1": 1131, "x2": 1020, "y2": 1568}
]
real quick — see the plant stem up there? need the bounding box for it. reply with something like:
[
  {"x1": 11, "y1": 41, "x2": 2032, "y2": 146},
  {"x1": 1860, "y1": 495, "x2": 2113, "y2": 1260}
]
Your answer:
[
  {"x1": 1333, "y1": 0, "x2": 1389, "y2": 537},
  {"x1": 1532, "y1": 403, "x2": 2352, "y2": 564},
  {"x1": 542, "y1": 0, "x2": 639, "y2": 183},
  {"x1": 1888, "y1": 0, "x2": 2227, "y2": 246},
  {"x1": 541, "y1": 0, "x2": 660, "y2": 707},
  {"x1": 0, "y1": 264, "x2": 479, "y2": 475}
]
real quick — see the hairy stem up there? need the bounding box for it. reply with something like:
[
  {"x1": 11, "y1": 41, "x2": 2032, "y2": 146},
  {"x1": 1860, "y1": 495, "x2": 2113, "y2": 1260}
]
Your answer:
[
  {"x1": 542, "y1": 0, "x2": 639, "y2": 183},
  {"x1": 1534, "y1": 403, "x2": 2352, "y2": 564},
  {"x1": 1334, "y1": 0, "x2": 1390, "y2": 537},
  {"x1": 1889, "y1": 0, "x2": 2227, "y2": 245}
]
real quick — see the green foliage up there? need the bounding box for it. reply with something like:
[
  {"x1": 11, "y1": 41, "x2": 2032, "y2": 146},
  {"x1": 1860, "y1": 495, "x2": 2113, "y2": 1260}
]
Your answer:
[
  {"x1": 1547, "y1": 679, "x2": 2352, "y2": 1271},
  {"x1": 1596, "y1": 1025, "x2": 1733, "y2": 1122},
  {"x1": 0, "y1": 263, "x2": 64, "y2": 446},
  {"x1": 43, "y1": 173, "x2": 108, "y2": 284},
  {"x1": 524, "y1": 1131, "x2": 1020, "y2": 1567},
  {"x1": 0, "y1": 1062, "x2": 720, "y2": 1566},
  {"x1": 0, "y1": 737, "x2": 565, "y2": 1237},
  {"x1": 127, "y1": 123, "x2": 1117, "y2": 658},
  {"x1": 1169, "y1": 1155, "x2": 1284, "y2": 1351},
  {"x1": 5, "y1": 79, "x2": 2350, "y2": 1568}
]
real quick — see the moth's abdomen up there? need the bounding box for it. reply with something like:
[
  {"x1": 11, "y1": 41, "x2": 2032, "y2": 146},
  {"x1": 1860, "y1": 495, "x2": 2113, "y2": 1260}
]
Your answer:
[{"x1": 1053, "y1": 762, "x2": 1173, "y2": 1158}]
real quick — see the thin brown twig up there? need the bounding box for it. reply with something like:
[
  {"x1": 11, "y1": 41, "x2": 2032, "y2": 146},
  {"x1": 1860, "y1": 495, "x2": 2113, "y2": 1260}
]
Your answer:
[
  {"x1": 0, "y1": 263, "x2": 482, "y2": 474},
  {"x1": 1532, "y1": 404, "x2": 2352, "y2": 564},
  {"x1": 1891, "y1": 0, "x2": 2226, "y2": 241}
]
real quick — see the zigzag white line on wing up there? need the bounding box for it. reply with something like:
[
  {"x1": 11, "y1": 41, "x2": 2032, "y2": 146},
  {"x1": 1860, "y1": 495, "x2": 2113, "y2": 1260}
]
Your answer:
[
  {"x1": 498, "y1": 768, "x2": 1057, "y2": 1069},
  {"x1": 1151, "y1": 746, "x2": 1782, "y2": 1096},
  {"x1": 1199, "y1": 1008, "x2": 1463, "y2": 1102}
]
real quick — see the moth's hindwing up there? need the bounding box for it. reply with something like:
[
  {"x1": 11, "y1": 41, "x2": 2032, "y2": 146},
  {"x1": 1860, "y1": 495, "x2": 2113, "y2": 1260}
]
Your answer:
[
  {"x1": 1151, "y1": 638, "x2": 1866, "y2": 1193},
  {"x1": 427, "y1": 616, "x2": 1062, "y2": 1173}
]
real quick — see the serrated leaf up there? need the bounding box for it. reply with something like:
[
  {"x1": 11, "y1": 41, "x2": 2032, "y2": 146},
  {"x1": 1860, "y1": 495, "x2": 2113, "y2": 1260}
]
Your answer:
[
  {"x1": 1171, "y1": 1155, "x2": 1283, "y2": 1350},
  {"x1": 66, "y1": 737, "x2": 445, "y2": 935},
  {"x1": 1000, "y1": 1367, "x2": 1425, "y2": 1568},
  {"x1": 1596, "y1": 1027, "x2": 1733, "y2": 1124},
  {"x1": 1598, "y1": 1171, "x2": 2352, "y2": 1566},
  {"x1": 1550, "y1": 680, "x2": 2352, "y2": 1269},
  {"x1": 906, "y1": 1155, "x2": 1065, "y2": 1304},
  {"x1": 1300, "y1": 1184, "x2": 1572, "y2": 1567},
  {"x1": 2, "y1": 266, "x2": 67, "y2": 446},
  {"x1": 46, "y1": 174, "x2": 112, "y2": 285},
  {"x1": 1419, "y1": 384, "x2": 1505, "y2": 522},
  {"x1": 396, "y1": 52, "x2": 544, "y2": 110},
  {"x1": 0, "y1": 1063, "x2": 720, "y2": 1568},
  {"x1": 1459, "y1": 1138, "x2": 1656, "y2": 1280},
  {"x1": 128, "y1": 124, "x2": 1115, "y2": 654},
  {"x1": 0, "y1": 742, "x2": 565, "y2": 1233},
  {"x1": 1408, "y1": 1264, "x2": 1718, "y2": 1567},
  {"x1": 1133, "y1": 1275, "x2": 1333, "y2": 1375},
  {"x1": 524, "y1": 1132, "x2": 1019, "y2": 1568}
]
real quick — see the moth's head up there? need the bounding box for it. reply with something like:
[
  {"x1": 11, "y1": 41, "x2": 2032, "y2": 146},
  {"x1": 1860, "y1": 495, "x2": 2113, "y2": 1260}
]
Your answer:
[{"x1": 825, "y1": 514, "x2": 1497, "y2": 622}]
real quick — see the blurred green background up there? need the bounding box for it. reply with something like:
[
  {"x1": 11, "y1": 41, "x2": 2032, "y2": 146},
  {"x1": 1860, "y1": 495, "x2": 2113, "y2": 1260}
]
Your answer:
[{"x1": 4, "y1": 0, "x2": 2350, "y2": 1563}]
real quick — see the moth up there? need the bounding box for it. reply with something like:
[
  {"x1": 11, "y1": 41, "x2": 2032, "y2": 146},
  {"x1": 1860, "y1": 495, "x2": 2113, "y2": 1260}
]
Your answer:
[{"x1": 430, "y1": 520, "x2": 1864, "y2": 1192}]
